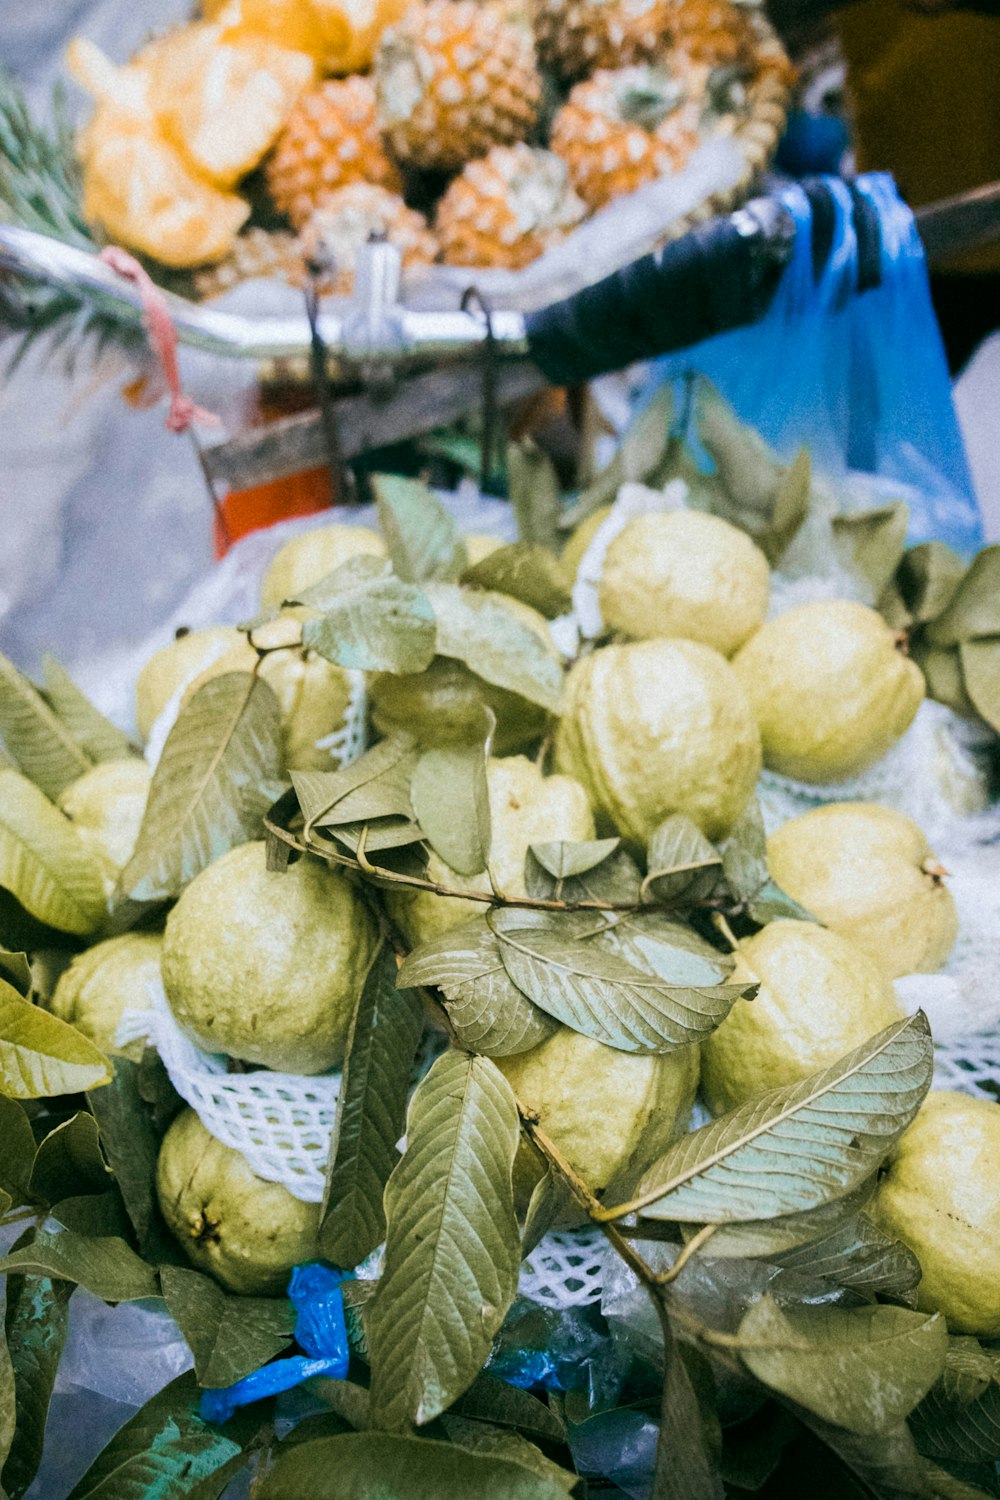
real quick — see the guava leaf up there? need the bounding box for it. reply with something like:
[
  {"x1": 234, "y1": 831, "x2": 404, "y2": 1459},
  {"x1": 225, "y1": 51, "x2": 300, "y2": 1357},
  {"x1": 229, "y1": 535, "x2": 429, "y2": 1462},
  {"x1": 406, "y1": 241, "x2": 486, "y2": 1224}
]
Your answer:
[
  {"x1": 438, "y1": 1417, "x2": 577, "y2": 1492},
  {"x1": 2, "y1": 1231, "x2": 74, "y2": 1500},
  {"x1": 427, "y1": 584, "x2": 563, "y2": 714},
  {"x1": 641, "y1": 816, "x2": 722, "y2": 905},
  {"x1": 367, "y1": 1051, "x2": 521, "y2": 1430},
  {"x1": 40, "y1": 656, "x2": 138, "y2": 764},
  {"x1": 529, "y1": 838, "x2": 621, "y2": 882},
  {"x1": 897, "y1": 541, "x2": 967, "y2": 625},
  {"x1": 832, "y1": 504, "x2": 910, "y2": 603},
  {"x1": 0, "y1": 769, "x2": 107, "y2": 936},
  {"x1": 0, "y1": 650, "x2": 91, "y2": 799},
  {"x1": 490, "y1": 908, "x2": 750, "y2": 1054},
  {"x1": 919, "y1": 1457, "x2": 1000, "y2": 1498},
  {"x1": 0, "y1": 982, "x2": 111, "y2": 1098},
  {"x1": 718, "y1": 795, "x2": 768, "y2": 905},
  {"x1": 746, "y1": 879, "x2": 817, "y2": 926},
  {"x1": 397, "y1": 917, "x2": 558, "y2": 1058},
  {"x1": 507, "y1": 439, "x2": 563, "y2": 553},
  {"x1": 293, "y1": 736, "x2": 417, "y2": 838},
  {"x1": 452, "y1": 1374, "x2": 566, "y2": 1445},
  {"x1": 912, "y1": 640, "x2": 977, "y2": 718},
  {"x1": 0, "y1": 1097, "x2": 38, "y2": 1206},
  {"x1": 410, "y1": 715, "x2": 493, "y2": 877},
  {"x1": 795, "y1": 1413, "x2": 927, "y2": 1498},
  {"x1": 321, "y1": 944, "x2": 424, "y2": 1269},
  {"x1": 911, "y1": 1352, "x2": 1000, "y2": 1463},
  {"x1": 119, "y1": 672, "x2": 284, "y2": 904},
  {"x1": 694, "y1": 1177, "x2": 879, "y2": 1259},
  {"x1": 959, "y1": 639, "x2": 1000, "y2": 734},
  {"x1": 372, "y1": 473, "x2": 467, "y2": 584},
  {"x1": 311, "y1": 1378, "x2": 371, "y2": 1431},
  {"x1": 0, "y1": 950, "x2": 30, "y2": 998},
  {"x1": 654, "y1": 1342, "x2": 725, "y2": 1500},
  {"x1": 769, "y1": 1210, "x2": 921, "y2": 1302},
  {"x1": 461, "y1": 543, "x2": 571, "y2": 620},
  {"x1": 302, "y1": 571, "x2": 437, "y2": 675},
  {"x1": 593, "y1": 912, "x2": 733, "y2": 987},
  {"x1": 631, "y1": 1012, "x2": 933, "y2": 1222},
  {"x1": 525, "y1": 844, "x2": 644, "y2": 906},
  {"x1": 88, "y1": 1058, "x2": 179, "y2": 1261},
  {"x1": 926, "y1": 546, "x2": 1000, "y2": 645},
  {"x1": 65, "y1": 1371, "x2": 246, "y2": 1500},
  {"x1": 760, "y1": 446, "x2": 812, "y2": 564},
  {"x1": 736, "y1": 1296, "x2": 946, "y2": 1437},
  {"x1": 159, "y1": 1265, "x2": 294, "y2": 1388},
  {"x1": 0, "y1": 1229, "x2": 158, "y2": 1302},
  {"x1": 50, "y1": 1193, "x2": 132, "y2": 1238},
  {"x1": 563, "y1": 385, "x2": 675, "y2": 531},
  {"x1": 256, "y1": 1431, "x2": 572, "y2": 1499},
  {"x1": 0, "y1": 1289, "x2": 14, "y2": 1476},
  {"x1": 28, "y1": 1111, "x2": 110, "y2": 1205},
  {"x1": 695, "y1": 380, "x2": 785, "y2": 536}
]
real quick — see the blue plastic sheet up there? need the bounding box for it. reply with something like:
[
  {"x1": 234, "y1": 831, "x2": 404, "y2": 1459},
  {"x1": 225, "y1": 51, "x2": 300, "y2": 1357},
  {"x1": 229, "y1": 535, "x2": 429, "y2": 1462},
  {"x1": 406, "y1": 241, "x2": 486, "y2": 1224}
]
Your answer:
[
  {"x1": 199, "y1": 1263, "x2": 350, "y2": 1425},
  {"x1": 650, "y1": 173, "x2": 983, "y2": 555}
]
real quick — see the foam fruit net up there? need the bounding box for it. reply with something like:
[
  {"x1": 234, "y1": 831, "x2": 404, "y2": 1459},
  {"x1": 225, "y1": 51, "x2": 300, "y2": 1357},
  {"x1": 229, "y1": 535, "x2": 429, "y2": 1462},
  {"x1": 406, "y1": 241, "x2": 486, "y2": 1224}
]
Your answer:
[{"x1": 129, "y1": 512, "x2": 999, "y2": 1313}]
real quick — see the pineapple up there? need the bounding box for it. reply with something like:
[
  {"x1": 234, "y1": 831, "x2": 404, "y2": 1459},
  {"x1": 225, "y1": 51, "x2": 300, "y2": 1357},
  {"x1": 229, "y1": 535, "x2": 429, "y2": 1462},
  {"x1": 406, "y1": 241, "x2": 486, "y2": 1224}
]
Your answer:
[
  {"x1": 266, "y1": 77, "x2": 402, "y2": 231},
  {"x1": 374, "y1": 0, "x2": 543, "y2": 172},
  {"x1": 142, "y1": 22, "x2": 315, "y2": 189},
  {"x1": 550, "y1": 64, "x2": 701, "y2": 211},
  {"x1": 310, "y1": 0, "x2": 413, "y2": 74},
  {"x1": 297, "y1": 183, "x2": 439, "y2": 295},
  {"x1": 194, "y1": 228, "x2": 306, "y2": 298},
  {"x1": 203, "y1": 0, "x2": 410, "y2": 73},
  {"x1": 532, "y1": 0, "x2": 675, "y2": 80},
  {"x1": 668, "y1": 0, "x2": 756, "y2": 68},
  {"x1": 67, "y1": 37, "x2": 249, "y2": 268},
  {"x1": 436, "y1": 143, "x2": 586, "y2": 269},
  {"x1": 204, "y1": 0, "x2": 329, "y2": 61}
]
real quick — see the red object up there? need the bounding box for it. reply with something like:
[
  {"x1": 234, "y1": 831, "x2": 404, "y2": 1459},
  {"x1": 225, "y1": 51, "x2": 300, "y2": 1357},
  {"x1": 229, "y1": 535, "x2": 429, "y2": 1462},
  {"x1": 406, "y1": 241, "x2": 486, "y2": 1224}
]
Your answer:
[
  {"x1": 99, "y1": 245, "x2": 220, "y2": 434},
  {"x1": 212, "y1": 466, "x2": 335, "y2": 557}
]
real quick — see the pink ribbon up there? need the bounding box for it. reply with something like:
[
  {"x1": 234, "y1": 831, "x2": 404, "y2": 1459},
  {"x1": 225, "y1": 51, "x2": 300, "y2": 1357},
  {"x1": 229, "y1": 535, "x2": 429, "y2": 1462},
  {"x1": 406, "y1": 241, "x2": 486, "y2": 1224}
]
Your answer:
[{"x1": 99, "y1": 245, "x2": 220, "y2": 434}]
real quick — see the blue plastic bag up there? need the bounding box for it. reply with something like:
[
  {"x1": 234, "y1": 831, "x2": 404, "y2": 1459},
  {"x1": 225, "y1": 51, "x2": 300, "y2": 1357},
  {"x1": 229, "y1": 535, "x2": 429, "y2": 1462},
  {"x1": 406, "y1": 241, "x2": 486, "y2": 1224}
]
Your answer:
[{"x1": 650, "y1": 173, "x2": 983, "y2": 555}]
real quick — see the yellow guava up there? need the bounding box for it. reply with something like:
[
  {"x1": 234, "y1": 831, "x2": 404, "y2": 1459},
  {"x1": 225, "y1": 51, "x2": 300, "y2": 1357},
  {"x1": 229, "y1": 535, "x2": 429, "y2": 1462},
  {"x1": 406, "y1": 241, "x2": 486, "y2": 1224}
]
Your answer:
[
  {"x1": 599, "y1": 510, "x2": 771, "y2": 656},
  {"x1": 156, "y1": 1108, "x2": 320, "y2": 1294},
  {"x1": 160, "y1": 840, "x2": 378, "y2": 1073},
  {"x1": 50, "y1": 932, "x2": 162, "y2": 1062},
  {"x1": 871, "y1": 1091, "x2": 1000, "y2": 1336},
  {"x1": 57, "y1": 759, "x2": 152, "y2": 883},
  {"x1": 135, "y1": 627, "x2": 253, "y2": 741},
  {"x1": 731, "y1": 600, "x2": 925, "y2": 784},
  {"x1": 561, "y1": 505, "x2": 613, "y2": 581},
  {"x1": 387, "y1": 754, "x2": 594, "y2": 946},
  {"x1": 260, "y1": 524, "x2": 387, "y2": 610},
  {"x1": 701, "y1": 920, "x2": 903, "y2": 1114},
  {"x1": 767, "y1": 803, "x2": 958, "y2": 980},
  {"x1": 464, "y1": 533, "x2": 507, "y2": 566},
  {"x1": 554, "y1": 637, "x2": 761, "y2": 844},
  {"x1": 497, "y1": 1025, "x2": 699, "y2": 1203}
]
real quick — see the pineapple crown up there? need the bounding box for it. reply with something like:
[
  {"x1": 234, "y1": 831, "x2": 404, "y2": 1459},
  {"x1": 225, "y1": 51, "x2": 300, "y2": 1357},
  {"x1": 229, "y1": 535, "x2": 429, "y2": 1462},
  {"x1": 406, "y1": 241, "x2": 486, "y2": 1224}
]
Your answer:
[{"x1": 612, "y1": 66, "x2": 684, "y2": 129}]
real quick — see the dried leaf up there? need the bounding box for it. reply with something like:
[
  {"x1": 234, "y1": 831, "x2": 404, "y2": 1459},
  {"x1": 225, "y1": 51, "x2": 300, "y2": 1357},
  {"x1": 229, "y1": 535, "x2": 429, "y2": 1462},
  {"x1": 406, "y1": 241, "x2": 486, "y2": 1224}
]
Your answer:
[
  {"x1": 367, "y1": 1051, "x2": 521, "y2": 1430},
  {"x1": 321, "y1": 944, "x2": 424, "y2": 1268},
  {"x1": 632, "y1": 1012, "x2": 933, "y2": 1223},
  {"x1": 119, "y1": 672, "x2": 284, "y2": 904},
  {"x1": 372, "y1": 473, "x2": 466, "y2": 584}
]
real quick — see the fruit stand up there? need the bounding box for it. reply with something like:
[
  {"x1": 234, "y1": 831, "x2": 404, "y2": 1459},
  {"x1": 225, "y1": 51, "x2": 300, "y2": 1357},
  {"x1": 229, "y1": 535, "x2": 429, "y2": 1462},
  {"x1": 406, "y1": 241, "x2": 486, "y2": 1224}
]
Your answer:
[{"x1": 1, "y1": 2, "x2": 1000, "y2": 1498}]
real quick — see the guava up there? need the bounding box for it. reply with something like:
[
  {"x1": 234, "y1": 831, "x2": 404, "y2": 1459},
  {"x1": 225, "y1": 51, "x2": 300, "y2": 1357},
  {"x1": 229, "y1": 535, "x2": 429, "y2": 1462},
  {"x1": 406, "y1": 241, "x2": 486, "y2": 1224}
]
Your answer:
[
  {"x1": 387, "y1": 755, "x2": 594, "y2": 946},
  {"x1": 135, "y1": 627, "x2": 252, "y2": 741},
  {"x1": 767, "y1": 803, "x2": 958, "y2": 980},
  {"x1": 561, "y1": 505, "x2": 612, "y2": 580},
  {"x1": 260, "y1": 523, "x2": 387, "y2": 609},
  {"x1": 599, "y1": 510, "x2": 770, "y2": 656},
  {"x1": 161, "y1": 841, "x2": 378, "y2": 1073},
  {"x1": 370, "y1": 596, "x2": 558, "y2": 757},
  {"x1": 464, "y1": 533, "x2": 506, "y2": 566},
  {"x1": 554, "y1": 637, "x2": 761, "y2": 844},
  {"x1": 156, "y1": 1108, "x2": 320, "y2": 1295},
  {"x1": 871, "y1": 1091, "x2": 1000, "y2": 1335},
  {"x1": 731, "y1": 600, "x2": 925, "y2": 784},
  {"x1": 49, "y1": 931, "x2": 162, "y2": 1061},
  {"x1": 497, "y1": 1026, "x2": 699, "y2": 1205},
  {"x1": 57, "y1": 758, "x2": 152, "y2": 881},
  {"x1": 701, "y1": 919, "x2": 903, "y2": 1113}
]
